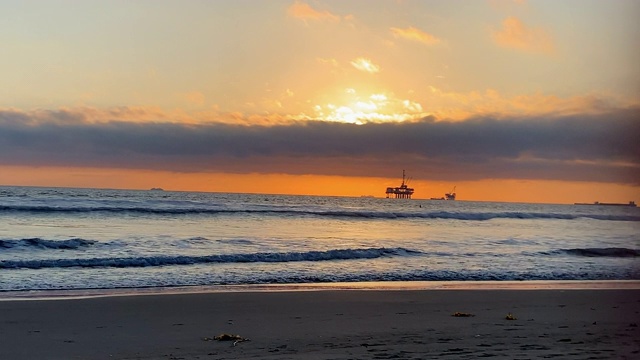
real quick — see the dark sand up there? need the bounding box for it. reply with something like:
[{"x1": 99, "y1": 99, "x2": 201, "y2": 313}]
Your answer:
[{"x1": 1, "y1": 287, "x2": 639, "y2": 359}]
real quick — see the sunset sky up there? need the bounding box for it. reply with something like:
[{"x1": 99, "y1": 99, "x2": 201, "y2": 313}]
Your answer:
[{"x1": 1, "y1": 0, "x2": 639, "y2": 203}]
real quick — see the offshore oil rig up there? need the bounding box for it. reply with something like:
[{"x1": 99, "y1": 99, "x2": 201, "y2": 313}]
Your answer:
[
  {"x1": 430, "y1": 186, "x2": 457, "y2": 200},
  {"x1": 385, "y1": 170, "x2": 414, "y2": 199}
]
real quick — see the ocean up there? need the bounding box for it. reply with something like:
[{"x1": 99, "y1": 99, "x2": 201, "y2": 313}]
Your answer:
[{"x1": 1, "y1": 186, "x2": 639, "y2": 293}]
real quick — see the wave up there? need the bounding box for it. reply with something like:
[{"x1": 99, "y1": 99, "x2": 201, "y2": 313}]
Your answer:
[
  {"x1": 216, "y1": 239, "x2": 255, "y2": 245},
  {"x1": 1, "y1": 204, "x2": 638, "y2": 222},
  {"x1": 559, "y1": 247, "x2": 640, "y2": 258},
  {"x1": 5, "y1": 268, "x2": 639, "y2": 292},
  {"x1": 0, "y1": 238, "x2": 96, "y2": 250},
  {"x1": 0, "y1": 247, "x2": 420, "y2": 270}
]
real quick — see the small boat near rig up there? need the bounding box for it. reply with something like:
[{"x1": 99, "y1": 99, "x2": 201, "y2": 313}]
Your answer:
[
  {"x1": 385, "y1": 170, "x2": 414, "y2": 199},
  {"x1": 574, "y1": 201, "x2": 636, "y2": 207}
]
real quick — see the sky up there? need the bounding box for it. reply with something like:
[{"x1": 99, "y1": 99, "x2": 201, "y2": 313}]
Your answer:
[{"x1": 1, "y1": 0, "x2": 639, "y2": 203}]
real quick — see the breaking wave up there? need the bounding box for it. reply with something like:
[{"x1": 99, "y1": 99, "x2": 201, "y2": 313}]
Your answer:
[
  {"x1": 1, "y1": 205, "x2": 638, "y2": 222},
  {"x1": 0, "y1": 247, "x2": 421, "y2": 270},
  {"x1": 560, "y1": 247, "x2": 640, "y2": 258},
  {"x1": 0, "y1": 238, "x2": 97, "y2": 250}
]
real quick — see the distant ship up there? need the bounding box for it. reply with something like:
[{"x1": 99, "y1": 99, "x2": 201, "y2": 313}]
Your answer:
[
  {"x1": 385, "y1": 170, "x2": 414, "y2": 199},
  {"x1": 149, "y1": 188, "x2": 164, "y2": 191},
  {"x1": 574, "y1": 201, "x2": 636, "y2": 207}
]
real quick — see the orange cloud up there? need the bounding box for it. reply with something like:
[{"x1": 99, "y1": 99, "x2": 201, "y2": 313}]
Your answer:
[
  {"x1": 390, "y1": 26, "x2": 440, "y2": 45},
  {"x1": 492, "y1": 16, "x2": 555, "y2": 54},
  {"x1": 287, "y1": 1, "x2": 340, "y2": 22},
  {"x1": 426, "y1": 86, "x2": 634, "y2": 120},
  {"x1": 0, "y1": 105, "x2": 299, "y2": 128}
]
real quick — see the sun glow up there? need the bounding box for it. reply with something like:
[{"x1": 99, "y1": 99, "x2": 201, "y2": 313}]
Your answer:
[
  {"x1": 350, "y1": 58, "x2": 381, "y2": 74},
  {"x1": 313, "y1": 89, "x2": 427, "y2": 124}
]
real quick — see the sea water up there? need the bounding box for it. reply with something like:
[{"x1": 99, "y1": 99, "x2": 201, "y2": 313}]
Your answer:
[{"x1": 0, "y1": 186, "x2": 638, "y2": 292}]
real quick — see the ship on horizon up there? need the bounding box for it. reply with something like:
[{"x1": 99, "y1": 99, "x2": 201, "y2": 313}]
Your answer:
[{"x1": 574, "y1": 201, "x2": 636, "y2": 207}]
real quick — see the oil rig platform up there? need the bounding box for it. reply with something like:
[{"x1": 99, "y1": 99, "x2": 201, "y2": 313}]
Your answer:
[
  {"x1": 430, "y1": 186, "x2": 456, "y2": 200},
  {"x1": 386, "y1": 170, "x2": 414, "y2": 199}
]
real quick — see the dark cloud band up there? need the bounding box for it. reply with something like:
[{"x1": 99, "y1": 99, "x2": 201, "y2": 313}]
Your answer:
[{"x1": 1, "y1": 107, "x2": 638, "y2": 184}]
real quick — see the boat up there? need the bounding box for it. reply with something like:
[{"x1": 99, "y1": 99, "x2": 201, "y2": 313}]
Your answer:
[
  {"x1": 385, "y1": 170, "x2": 414, "y2": 199},
  {"x1": 574, "y1": 201, "x2": 636, "y2": 207},
  {"x1": 149, "y1": 187, "x2": 164, "y2": 191}
]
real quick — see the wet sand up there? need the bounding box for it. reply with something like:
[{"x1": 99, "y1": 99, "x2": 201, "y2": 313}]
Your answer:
[{"x1": 1, "y1": 288, "x2": 639, "y2": 359}]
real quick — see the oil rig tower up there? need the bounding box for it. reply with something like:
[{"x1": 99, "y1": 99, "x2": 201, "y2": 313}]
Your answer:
[{"x1": 385, "y1": 170, "x2": 415, "y2": 199}]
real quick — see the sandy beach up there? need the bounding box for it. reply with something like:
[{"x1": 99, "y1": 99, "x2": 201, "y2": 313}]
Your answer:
[{"x1": 1, "y1": 285, "x2": 639, "y2": 360}]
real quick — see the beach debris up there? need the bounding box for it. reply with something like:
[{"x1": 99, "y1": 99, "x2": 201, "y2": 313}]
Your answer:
[
  {"x1": 452, "y1": 312, "x2": 475, "y2": 317},
  {"x1": 505, "y1": 313, "x2": 517, "y2": 320},
  {"x1": 203, "y1": 333, "x2": 250, "y2": 346}
]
